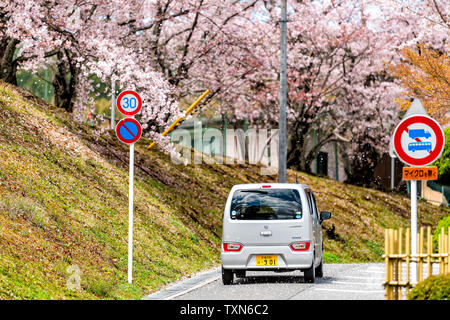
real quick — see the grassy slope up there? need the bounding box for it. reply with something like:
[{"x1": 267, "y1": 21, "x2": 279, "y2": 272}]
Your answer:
[{"x1": 0, "y1": 81, "x2": 448, "y2": 299}]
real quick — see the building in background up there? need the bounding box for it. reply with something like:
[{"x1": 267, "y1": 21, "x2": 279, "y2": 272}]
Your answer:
[{"x1": 171, "y1": 117, "x2": 347, "y2": 182}]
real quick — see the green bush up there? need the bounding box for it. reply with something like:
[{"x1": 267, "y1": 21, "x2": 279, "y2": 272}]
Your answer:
[
  {"x1": 435, "y1": 127, "x2": 450, "y2": 184},
  {"x1": 433, "y1": 215, "x2": 450, "y2": 249},
  {"x1": 408, "y1": 274, "x2": 450, "y2": 300}
]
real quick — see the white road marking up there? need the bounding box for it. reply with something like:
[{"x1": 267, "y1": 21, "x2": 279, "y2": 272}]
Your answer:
[
  {"x1": 315, "y1": 288, "x2": 385, "y2": 293},
  {"x1": 329, "y1": 281, "x2": 382, "y2": 286},
  {"x1": 163, "y1": 275, "x2": 221, "y2": 300},
  {"x1": 342, "y1": 276, "x2": 384, "y2": 281}
]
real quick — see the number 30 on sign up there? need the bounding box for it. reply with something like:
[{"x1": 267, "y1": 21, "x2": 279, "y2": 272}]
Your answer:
[{"x1": 116, "y1": 90, "x2": 142, "y2": 116}]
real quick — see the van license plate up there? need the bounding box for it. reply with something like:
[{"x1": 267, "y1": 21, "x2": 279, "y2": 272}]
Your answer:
[{"x1": 256, "y1": 255, "x2": 277, "y2": 266}]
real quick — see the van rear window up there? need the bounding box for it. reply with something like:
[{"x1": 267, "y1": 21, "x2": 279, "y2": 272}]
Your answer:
[{"x1": 230, "y1": 189, "x2": 302, "y2": 220}]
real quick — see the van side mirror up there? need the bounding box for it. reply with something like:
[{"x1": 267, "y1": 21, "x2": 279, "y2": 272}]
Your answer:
[{"x1": 320, "y1": 211, "x2": 331, "y2": 223}]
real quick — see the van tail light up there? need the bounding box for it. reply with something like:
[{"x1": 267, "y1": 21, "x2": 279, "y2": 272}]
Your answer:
[
  {"x1": 223, "y1": 243, "x2": 243, "y2": 252},
  {"x1": 289, "y1": 242, "x2": 311, "y2": 251},
  {"x1": 261, "y1": 185, "x2": 271, "y2": 189}
]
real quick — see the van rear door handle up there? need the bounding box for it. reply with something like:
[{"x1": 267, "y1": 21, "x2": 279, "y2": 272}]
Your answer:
[{"x1": 260, "y1": 231, "x2": 272, "y2": 237}]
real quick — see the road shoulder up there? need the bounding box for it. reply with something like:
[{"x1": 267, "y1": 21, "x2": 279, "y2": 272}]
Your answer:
[{"x1": 143, "y1": 267, "x2": 221, "y2": 300}]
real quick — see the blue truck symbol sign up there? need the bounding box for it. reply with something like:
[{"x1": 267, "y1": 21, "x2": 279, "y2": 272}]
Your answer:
[
  {"x1": 409, "y1": 129, "x2": 431, "y2": 139},
  {"x1": 407, "y1": 128, "x2": 433, "y2": 153}
]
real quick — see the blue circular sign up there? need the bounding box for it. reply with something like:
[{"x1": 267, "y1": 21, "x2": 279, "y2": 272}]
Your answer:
[{"x1": 116, "y1": 118, "x2": 142, "y2": 144}]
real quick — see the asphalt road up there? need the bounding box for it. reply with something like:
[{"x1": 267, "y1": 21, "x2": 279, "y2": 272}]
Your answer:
[{"x1": 145, "y1": 263, "x2": 387, "y2": 300}]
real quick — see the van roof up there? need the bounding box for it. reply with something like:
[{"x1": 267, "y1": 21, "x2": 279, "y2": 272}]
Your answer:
[{"x1": 231, "y1": 183, "x2": 309, "y2": 190}]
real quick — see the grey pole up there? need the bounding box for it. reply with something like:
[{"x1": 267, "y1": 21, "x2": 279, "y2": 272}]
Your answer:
[
  {"x1": 278, "y1": 0, "x2": 287, "y2": 183},
  {"x1": 44, "y1": 65, "x2": 49, "y2": 103},
  {"x1": 391, "y1": 157, "x2": 395, "y2": 190},
  {"x1": 111, "y1": 78, "x2": 116, "y2": 130}
]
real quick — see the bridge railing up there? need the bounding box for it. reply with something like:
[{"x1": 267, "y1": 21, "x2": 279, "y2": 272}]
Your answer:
[{"x1": 383, "y1": 226, "x2": 449, "y2": 300}]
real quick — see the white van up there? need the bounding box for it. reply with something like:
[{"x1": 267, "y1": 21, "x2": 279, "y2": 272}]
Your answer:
[{"x1": 221, "y1": 183, "x2": 331, "y2": 285}]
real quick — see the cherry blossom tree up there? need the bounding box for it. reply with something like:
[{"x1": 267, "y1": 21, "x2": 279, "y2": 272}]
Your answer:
[
  {"x1": 121, "y1": 0, "x2": 267, "y2": 109},
  {"x1": 0, "y1": 0, "x2": 181, "y2": 151},
  {"x1": 1, "y1": 0, "x2": 268, "y2": 150},
  {"x1": 385, "y1": 0, "x2": 449, "y2": 124},
  {"x1": 221, "y1": 0, "x2": 403, "y2": 175},
  {"x1": 210, "y1": 0, "x2": 447, "y2": 180},
  {"x1": 1, "y1": 0, "x2": 447, "y2": 170}
]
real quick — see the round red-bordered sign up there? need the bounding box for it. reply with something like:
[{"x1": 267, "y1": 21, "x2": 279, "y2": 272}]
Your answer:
[
  {"x1": 116, "y1": 90, "x2": 142, "y2": 116},
  {"x1": 393, "y1": 115, "x2": 444, "y2": 166},
  {"x1": 115, "y1": 118, "x2": 142, "y2": 144}
]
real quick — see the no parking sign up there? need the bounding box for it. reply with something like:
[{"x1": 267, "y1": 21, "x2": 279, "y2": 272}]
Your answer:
[{"x1": 116, "y1": 118, "x2": 142, "y2": 144}]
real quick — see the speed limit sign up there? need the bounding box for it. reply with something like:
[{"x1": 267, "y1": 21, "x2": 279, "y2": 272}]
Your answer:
[{"x1": 116, "y1": 90, "x2": 142, "y2": 116}]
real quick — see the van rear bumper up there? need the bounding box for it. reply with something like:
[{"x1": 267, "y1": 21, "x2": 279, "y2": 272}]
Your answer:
[{"x1": 221, "y1": 245, "x2": 314, "y2": 270}]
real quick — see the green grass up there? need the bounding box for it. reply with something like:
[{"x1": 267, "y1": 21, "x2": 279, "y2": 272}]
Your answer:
[
  {"x1": 323, "y1": 252, "x2": 343, "y2": 264},
  {"x1": 0, "y1": 81, "x2": 448, "y2": 299},
  {"x1": 0, "y1": 194, "x2": 49, "y2": 229}
]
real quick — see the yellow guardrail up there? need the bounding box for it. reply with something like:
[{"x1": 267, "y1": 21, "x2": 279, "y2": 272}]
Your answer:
[{"x1": 147, "y1": 89, "x2": 210, "y2": 150}]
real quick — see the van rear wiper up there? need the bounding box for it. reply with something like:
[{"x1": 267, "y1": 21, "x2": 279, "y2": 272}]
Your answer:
[{"x1": 240, "y1": 190, "x2": 268, "y2": 194}]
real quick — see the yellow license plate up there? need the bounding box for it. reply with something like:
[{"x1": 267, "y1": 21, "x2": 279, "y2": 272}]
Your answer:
[{"x1": 256, "y1": 255, "x2": 277, "y2": 266}]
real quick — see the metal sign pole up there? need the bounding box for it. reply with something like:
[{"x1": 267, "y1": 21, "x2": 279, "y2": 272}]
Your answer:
[
  {"x1": 111, "y1": 79, "x2": 116, "y2": 130},
  {"x1": 115, "y1": 90, "x2": 142, "y2": 285},
  {"x1": 391, "y1": 157, "x2": 395, "y2": 190},
  {"x1": 411, "y1": 179, "x2": 417, "y2": 284},
  {"x1": 128, "y1": 142, "x2": 135, "y2": 284}
]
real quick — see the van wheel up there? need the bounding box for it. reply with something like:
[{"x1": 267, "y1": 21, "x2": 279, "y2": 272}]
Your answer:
[
  {"x1": 222, "y1": 267, "x2": 234, "y2": 285},
  {"x1": 304, "y1": 257, "x2": 315, "y2": 283},
  {"x1": 315, "y1": 257, "x2": 323, "y2": 278},
  {"x1": 235, "y1": 270, "x2": 246, "y2": 278}
]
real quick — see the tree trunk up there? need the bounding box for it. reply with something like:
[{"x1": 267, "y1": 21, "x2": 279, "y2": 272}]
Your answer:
[
  {"x1": 342, "y1": 137, "x2": 382, "y2": 187},
  {"x1": 0, "y1": 37, "x2": 19, "y2": 85},
  {"x1": 53, "y1": 50, "x2": 77, "y2": 112},
  {"x1": 287, "y1": 124, "x2": 314, "y2": 174}
]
